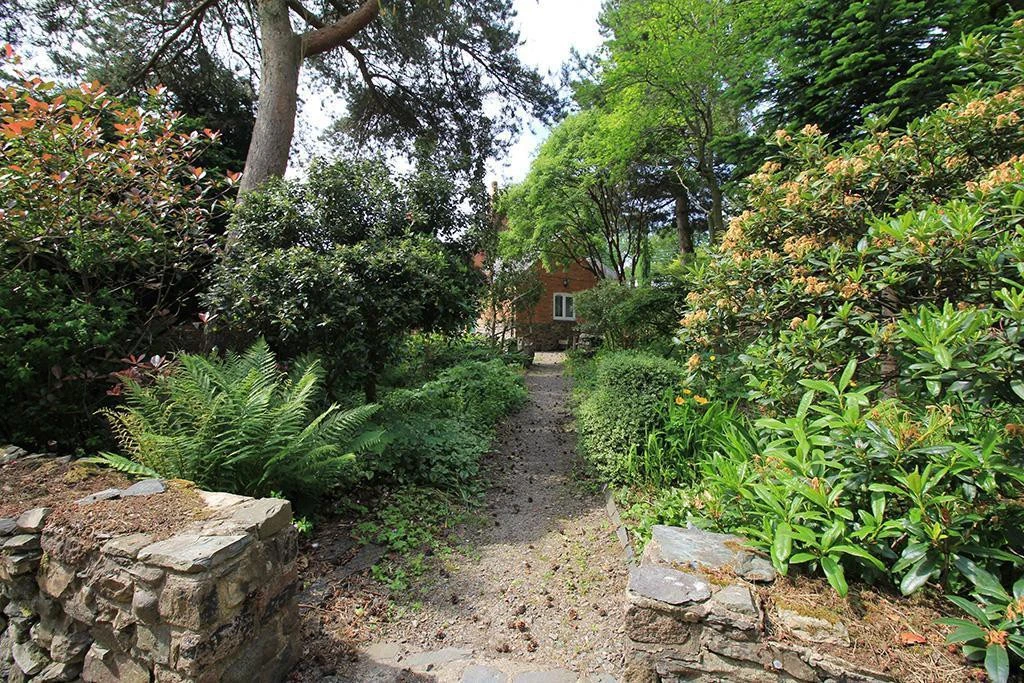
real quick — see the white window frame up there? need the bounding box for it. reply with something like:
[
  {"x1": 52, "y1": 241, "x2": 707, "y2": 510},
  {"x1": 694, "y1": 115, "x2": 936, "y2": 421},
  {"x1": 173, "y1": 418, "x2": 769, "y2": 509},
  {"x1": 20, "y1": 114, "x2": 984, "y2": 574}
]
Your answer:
[{"x1": 553, "y1": 292, "x2": 576, "y2": 321}]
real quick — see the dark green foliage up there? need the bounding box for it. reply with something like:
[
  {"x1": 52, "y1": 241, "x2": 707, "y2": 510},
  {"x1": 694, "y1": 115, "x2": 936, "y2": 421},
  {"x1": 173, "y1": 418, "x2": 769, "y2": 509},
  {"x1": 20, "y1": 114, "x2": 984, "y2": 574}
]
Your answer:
[
  {"x1": 576, "y1": 352, "x2": 683, "y2": 479},
  {"x1": 380, "y1": 333, "x2": 529, "y2": 390},
  {"x1": 939, "y1": 561, "x2": 1024, "y2": 683},
  {"x1": 376, "y1": 359, "x2": 526, "y2": 497},
  {"x1": 0, "y1": 71, "x2": 225, "y2": 451},
  {"x1": 97, "y1": 340, "x2": 385, "y2": 511},
  {"x1": 574, "y1": 280, "x2": 682, "y2": 352},
  {"x1": 206, "y1": 158, "x2": 482, "y2": 400},
  {"x1": 764, "y1": 0, "x2": 1020, "y2": 137}
]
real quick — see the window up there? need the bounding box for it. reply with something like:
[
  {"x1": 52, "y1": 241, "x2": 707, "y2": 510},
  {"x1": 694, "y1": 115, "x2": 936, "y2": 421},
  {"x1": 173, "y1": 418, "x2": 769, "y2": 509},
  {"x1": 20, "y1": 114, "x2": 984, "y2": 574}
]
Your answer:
[{"x1": 553, "y1": 293, "x2": 576, "y2": 321}]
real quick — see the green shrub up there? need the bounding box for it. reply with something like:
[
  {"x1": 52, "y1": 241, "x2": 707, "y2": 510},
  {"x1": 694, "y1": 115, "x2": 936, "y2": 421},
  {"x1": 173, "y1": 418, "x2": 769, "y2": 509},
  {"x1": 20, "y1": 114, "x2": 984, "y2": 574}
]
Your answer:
[
  {"x1": 0, "y1": 63, "x2": 227, "y2": 450},
  {"x1": 374, "y1": 358, "x2": 526, "y2": 497},
  {"x1": 577, "y1": 351, "x2": 683, "y2": 480},
  {"x1": 574, "y1": 280, "x2": 683, "y2": 352},
  {"x1": 95, "y1": 340, "x2": 384, "y2": 510},
  {"x1": 603, "y1": 26, "x2": 1024, "y2": 633},
  {"x1": 206, "y1": 159, "x2": 482, "y2": 401},
  {"x1": 380, "y1": 333, "x2": 529, "y2": 389},
  {"x1": 940, "y1": 560, "x2": 1024, "y2": 683},
  {"x1": 372, "y1": 415, "x2": 489, "y2": 498},
  {"x1": 624, "y1": 397, "x2": 740, "y2": 489}
]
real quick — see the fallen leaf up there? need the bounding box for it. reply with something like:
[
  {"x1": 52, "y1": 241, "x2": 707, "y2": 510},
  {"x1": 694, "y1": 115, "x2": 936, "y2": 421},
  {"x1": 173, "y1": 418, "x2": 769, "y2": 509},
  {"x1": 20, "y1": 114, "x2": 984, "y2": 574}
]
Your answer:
[{"x1": 897, "y1": 631, "x2": 928, "y2": 646}]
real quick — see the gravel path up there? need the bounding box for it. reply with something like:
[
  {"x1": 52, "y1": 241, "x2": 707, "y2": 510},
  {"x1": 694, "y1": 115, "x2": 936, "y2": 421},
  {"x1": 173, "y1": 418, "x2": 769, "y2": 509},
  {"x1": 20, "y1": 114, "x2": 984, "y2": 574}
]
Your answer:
[{"x1": 323, "y1": 352, "x2": 627, "y2": 682}]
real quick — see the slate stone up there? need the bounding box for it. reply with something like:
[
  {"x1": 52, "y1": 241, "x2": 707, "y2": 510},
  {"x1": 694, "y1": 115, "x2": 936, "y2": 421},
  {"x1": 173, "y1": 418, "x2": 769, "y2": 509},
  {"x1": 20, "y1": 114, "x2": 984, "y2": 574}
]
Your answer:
[
  {"x1": 120, "y1": 479, "x2": 166, "y2": 497},
  {"x1": 75, "y1": 489, "x2": 122, "y2": 506},
  {"x1": 0, "y1": 518, "x2": 16, "y2": 536},
  {"x1": 229, "y1": 498, "x2": 292, "y2": 539},
  {"x1": 35, "y1": 660, "x2": 78, "y2": 682},
  {"x1": 776, "y1": 608, "x2": 851, "y2": 647},
  {"x1": 4, "y1": 535, "x2": 41, "y2": 552},
  {"x1": 709, "y1": 585, "x2": 758, "y2": 616},
  {"x1": 12, "y1": 640, "x2": 48, "y2": 676},
  {"x1": 137, "y1": 534, "x2": 251, "y2": 573},
  {"x1": 403, "y1": 647, "x2": 473, "y2": 672},
  {"x1": 648, "y1": 525, "x2": 776, "y2": 583},
  {"x1": 15, "y1": 507, "x2": 50, "y2": 533},
  {"x1": 101, "y1": 533, "x2": 154, "y2": 560},
  {"x1": 463, "y1": 665, "x2": 508, "y2": 683},
  {"x1": 48, "y1": 631, "x2": 92, "y2": 664},
  {"x1": 628, "y1": 565, "x2": 711, "y2": 606},
  {"x1": 362, "y1": 642, "x2": 405, "y2": 663},
  {"x1": 511, "y1": 670, "x2": 579, "y2": 683},
  {"x1": 197, "y1": 490, "x2": 249, "y2": 509}
]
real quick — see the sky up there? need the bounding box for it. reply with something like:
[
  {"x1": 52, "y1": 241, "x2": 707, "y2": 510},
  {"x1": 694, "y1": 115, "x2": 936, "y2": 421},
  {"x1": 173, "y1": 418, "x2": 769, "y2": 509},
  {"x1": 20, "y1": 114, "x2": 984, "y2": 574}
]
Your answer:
[{"x1": 490, "y1": 0, "x2": 605, "y2": 184}]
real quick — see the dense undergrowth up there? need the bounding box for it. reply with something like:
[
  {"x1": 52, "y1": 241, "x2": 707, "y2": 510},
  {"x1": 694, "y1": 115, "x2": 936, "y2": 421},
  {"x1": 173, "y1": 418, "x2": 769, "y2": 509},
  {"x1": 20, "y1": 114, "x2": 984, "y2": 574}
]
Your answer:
[{"x1": 570, "y1": 23, "x2": 1024, "y2": 681}]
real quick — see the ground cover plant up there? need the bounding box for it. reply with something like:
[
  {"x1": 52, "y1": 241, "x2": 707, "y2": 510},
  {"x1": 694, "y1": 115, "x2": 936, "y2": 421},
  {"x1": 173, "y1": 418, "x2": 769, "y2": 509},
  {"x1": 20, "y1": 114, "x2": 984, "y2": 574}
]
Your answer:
[{"x1": 571, "y1": 21, "x2": 1024, "y2": 682}]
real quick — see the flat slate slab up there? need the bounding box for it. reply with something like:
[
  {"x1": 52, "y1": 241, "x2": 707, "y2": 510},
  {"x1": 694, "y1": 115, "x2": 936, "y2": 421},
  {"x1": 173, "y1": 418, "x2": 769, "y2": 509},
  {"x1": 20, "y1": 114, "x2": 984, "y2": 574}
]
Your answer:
[
  {"x1": 121, "y1": 479, "x2": 166, "y2": 497},
  {"x1": 647, "y1": 525, "x2": 776, "y2": 583},
  {"x1": 138, "y1": 534, "x2": 251, "y2": 573},
  {"x1": 16, "y1": 507, "x2": 50, "y2": 532},
  {"x1": 462, "y1": 665, "x2": 508, "y2": 683},
  {"x1": 403, "y1": 647, "x2": 473, "y2": 672},
  {"x1": 511, "y1": 670, "x2": 579, "y2": 683},
  {"x1": 76, "y1": 488, "x2": 122, "y2": 506},
  {"x1": 628, "y1": 565, "x2": 711, "y2": 605}
]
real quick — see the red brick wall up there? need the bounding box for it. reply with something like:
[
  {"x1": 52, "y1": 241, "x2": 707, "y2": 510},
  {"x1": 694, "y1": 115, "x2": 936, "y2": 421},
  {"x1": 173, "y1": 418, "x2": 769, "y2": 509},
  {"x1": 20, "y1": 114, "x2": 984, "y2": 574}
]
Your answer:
[
  {"x1": 516, "y1": 261, "x2": 600, "y2": 350},
  {"x1": 519, "y1": 261, "x2": 599, "y2": 324}
]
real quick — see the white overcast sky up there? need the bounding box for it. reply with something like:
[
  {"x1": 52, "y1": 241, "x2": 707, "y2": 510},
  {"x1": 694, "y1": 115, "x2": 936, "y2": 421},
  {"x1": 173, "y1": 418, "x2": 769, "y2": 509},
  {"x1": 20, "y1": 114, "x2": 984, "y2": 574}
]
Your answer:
[{"x1": 489, "y1": 0, "x2": 604, "y2": 184}]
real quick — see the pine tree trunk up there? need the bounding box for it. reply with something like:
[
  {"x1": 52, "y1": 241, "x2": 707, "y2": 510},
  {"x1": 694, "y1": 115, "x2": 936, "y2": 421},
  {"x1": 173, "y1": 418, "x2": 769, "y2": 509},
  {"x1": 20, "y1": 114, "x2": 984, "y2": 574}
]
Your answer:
[
  {"x1": 675, "y1": 191, "x2": 694, "y2": 254},
  {"x1": 240, "y1": 0, "x2": 302, "y2": 194},
  {"x1": 708, "y1": 183, "x2": 724, "y2": 243}
]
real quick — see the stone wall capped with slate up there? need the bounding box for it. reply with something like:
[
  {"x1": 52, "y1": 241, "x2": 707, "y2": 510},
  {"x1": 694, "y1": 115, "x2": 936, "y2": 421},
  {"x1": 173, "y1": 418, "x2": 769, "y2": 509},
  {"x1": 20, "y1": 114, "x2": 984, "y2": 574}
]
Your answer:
[
  {"x1": 0, "y1": 447, "x2": 299, "y2": 683},
  {"x1": 624, "y1": 525, "x2": 892, "y2": 683}
]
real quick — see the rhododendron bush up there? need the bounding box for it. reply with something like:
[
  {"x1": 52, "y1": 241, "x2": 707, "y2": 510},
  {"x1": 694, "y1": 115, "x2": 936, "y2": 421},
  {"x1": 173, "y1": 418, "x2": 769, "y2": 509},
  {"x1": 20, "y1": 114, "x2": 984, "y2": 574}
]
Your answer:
[
  {"x1": 677, "y1": 24, "x2": 1024, "y2": 413},
  {"x1": 0, "y1": 50, "x2": 231, "y2": 449},
  {"x1": 611, "y1": 27, "x2": 1024, "y2": 671}
]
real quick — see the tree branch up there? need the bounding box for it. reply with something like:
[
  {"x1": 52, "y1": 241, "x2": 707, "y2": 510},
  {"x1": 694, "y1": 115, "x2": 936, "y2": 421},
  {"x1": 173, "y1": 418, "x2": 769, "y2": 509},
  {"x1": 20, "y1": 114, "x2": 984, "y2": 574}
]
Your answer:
[
  {"x1": 287, "y1": 0, "x2": 324, "y2": 29},
  {"x1": 125, "y1": 0, "x2": 223, "y2": 90},
  {"x1": 301, "y1": 0, "x2": 379, "y2": 58}
]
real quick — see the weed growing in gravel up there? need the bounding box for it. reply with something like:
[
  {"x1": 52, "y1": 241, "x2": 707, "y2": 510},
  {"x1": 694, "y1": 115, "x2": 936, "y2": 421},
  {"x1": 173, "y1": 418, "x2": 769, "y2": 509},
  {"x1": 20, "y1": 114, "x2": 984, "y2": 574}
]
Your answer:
[{"x1": 355, "y1": 486, "x2": 468, "y2": 590}]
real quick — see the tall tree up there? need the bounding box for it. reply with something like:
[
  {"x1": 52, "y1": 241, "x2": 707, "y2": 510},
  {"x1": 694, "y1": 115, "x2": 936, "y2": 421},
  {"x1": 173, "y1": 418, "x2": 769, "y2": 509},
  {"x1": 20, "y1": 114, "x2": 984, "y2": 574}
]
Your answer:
[
  {"x1": 500, "y1": 108, "x2": 670, "y2": 284},
  {"x1": 764, "y1": 0, "x2": 1022, "y2": 137},
  {"x1": 598, "y1": 0, "x2": 773, "y2": 239},
  {"x1": 32, "y1": 0, "x2": 557, "y2": 191}
]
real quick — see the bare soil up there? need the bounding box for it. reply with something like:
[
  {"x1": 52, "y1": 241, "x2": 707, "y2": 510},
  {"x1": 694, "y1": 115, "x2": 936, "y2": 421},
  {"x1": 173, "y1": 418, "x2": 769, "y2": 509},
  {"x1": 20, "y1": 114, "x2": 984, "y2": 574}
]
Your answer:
[
  {"x1": 294, "y1": 353, "x2": 627, "y2": 681},
  {"x1": 763, "y1": 574, "x2": 978, "y2": 683},
  {"x1": 1, "y1": 457, "x2": 208, "y2": 561}
]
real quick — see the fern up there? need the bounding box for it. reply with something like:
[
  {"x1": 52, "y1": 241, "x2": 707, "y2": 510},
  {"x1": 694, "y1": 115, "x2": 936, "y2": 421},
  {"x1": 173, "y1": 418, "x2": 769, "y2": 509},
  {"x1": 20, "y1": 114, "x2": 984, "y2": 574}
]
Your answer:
[
  {"x1": 98, "y1": 340, "x2": 385, "y2": 510},
  {"x1": 83, "y1": 452, "x2": 161, "y2": 478}
]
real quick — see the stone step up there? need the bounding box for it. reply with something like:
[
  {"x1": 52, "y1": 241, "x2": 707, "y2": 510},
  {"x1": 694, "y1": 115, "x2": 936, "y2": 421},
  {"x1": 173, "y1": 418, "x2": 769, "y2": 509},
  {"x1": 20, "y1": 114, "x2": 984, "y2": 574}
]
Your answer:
[{"x1": 350, "y1": 643, "x2": 619, "y2": 683}]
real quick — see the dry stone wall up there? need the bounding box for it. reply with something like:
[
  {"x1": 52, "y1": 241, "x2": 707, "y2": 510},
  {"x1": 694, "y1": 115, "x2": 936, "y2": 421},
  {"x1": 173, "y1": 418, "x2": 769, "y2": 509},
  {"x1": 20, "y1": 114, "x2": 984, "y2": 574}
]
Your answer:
[
  {"x1": 624, "y1": 525, "x2": 892, "y2": 683},
  {"x1": 0, "y1": 449, "x2": 299, "y2": 683}
]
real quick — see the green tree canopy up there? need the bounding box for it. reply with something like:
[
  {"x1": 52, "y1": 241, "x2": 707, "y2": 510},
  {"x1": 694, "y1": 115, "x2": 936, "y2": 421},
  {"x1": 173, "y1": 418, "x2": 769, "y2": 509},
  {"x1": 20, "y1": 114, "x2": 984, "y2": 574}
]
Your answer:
[
  {"x1": 763, "y1": 0, "x2": 1022, "y2": 137},
  {"x1": 499, "y1": 107, "x2": 669, "y2": 284},
  {"x1": 206, "y1": 157, "x2": 482, "y2": 400}
]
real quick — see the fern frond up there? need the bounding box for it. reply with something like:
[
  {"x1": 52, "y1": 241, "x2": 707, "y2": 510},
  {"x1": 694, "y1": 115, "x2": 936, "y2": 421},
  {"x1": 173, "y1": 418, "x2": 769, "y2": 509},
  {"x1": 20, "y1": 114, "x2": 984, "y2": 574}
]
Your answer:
[{"x1": 84, "y1": 452, "x2": 161, "y2": 478}]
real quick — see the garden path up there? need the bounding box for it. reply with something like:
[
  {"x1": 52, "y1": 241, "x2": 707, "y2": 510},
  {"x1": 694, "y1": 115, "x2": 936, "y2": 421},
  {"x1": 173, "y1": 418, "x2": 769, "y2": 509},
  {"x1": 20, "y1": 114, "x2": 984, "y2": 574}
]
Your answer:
[{"x1": 326, "y1": 352, "x2": 627, "y2": 682}]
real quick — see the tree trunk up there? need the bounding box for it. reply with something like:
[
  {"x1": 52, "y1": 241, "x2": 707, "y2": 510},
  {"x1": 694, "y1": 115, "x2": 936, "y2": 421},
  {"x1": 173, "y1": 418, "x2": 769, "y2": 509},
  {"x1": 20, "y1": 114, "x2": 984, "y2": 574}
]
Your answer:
[
  {"x1": 240, "y1": 0, "x2": 302, "y2": 194},
  {"x1": 708, "y1": 183, "x2": 724, "y2": 243},
  {"x1": 675, "y1": 191, "x2": 694, "y2": 255}
]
